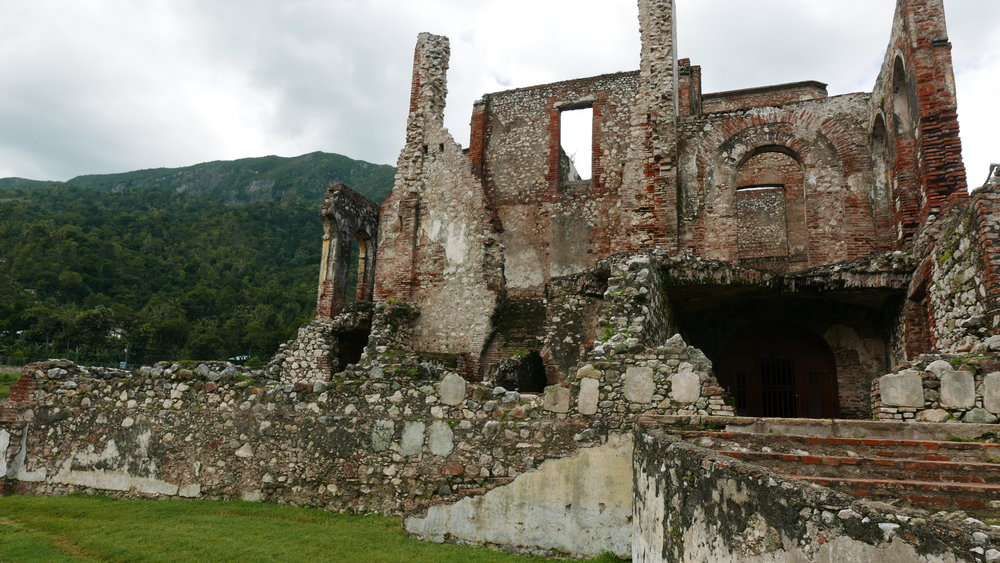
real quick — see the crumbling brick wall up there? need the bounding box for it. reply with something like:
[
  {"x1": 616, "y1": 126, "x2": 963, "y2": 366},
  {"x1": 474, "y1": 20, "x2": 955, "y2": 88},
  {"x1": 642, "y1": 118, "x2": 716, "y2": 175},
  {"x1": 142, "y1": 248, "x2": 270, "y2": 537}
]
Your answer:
[
  {"x1": 869, "y1": 0, "x2": 968, "y2": 244},
  {"x1": 373, "y1": 34, "x2": 503, "y2": 370},
  {"x1": 677, "y1": 93, "x2": 880, "y2": 270}
]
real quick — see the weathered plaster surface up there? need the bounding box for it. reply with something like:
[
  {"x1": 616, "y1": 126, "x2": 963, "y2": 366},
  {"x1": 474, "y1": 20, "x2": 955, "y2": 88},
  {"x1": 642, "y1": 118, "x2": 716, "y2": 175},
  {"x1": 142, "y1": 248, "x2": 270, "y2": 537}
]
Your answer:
[{"x1": 405, "y1": 433, "x2": 633, "y2": 558}]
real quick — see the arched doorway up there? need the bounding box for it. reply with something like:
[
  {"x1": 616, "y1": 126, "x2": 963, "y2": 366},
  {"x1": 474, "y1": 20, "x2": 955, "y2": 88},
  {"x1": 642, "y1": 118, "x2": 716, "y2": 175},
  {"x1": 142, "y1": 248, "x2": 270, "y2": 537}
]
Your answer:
[{"x1": 717, "y1": 324, "x2": 838, "y2": 418}]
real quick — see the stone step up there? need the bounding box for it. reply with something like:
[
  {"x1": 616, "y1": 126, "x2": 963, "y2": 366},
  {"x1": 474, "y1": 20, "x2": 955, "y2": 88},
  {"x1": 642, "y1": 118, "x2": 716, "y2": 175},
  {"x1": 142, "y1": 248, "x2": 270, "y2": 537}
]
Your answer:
[
  {"x1": 677, "y1": 430, "x2": 1000, "y2": 464},
  {"x1": 789, "y1": 475, "x2": 1000, "y2": 515},
  {"x1": 720, "y1": 450, "x2": 1000, "y2": 485}
]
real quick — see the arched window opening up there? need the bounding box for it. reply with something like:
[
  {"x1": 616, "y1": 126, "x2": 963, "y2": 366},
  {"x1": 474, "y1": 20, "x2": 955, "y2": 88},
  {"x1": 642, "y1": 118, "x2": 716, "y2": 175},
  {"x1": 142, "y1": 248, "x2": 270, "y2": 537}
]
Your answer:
[
  {"x1": 891, "y1": 57, "x2": 914, "y2": 136},
  {"x1": 871, "y1": 115, "x2": 893, "y2": 218},
  {"x1": 735, "y1": 147, "x2": 806, "y2": 271}
]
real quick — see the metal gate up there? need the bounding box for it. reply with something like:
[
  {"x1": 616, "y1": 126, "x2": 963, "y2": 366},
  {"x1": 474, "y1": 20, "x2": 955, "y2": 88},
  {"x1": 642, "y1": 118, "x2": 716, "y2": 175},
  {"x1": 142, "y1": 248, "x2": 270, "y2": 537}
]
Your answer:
[{"x1": 718, "y1": 325, "x2": 838, "y2": 418}]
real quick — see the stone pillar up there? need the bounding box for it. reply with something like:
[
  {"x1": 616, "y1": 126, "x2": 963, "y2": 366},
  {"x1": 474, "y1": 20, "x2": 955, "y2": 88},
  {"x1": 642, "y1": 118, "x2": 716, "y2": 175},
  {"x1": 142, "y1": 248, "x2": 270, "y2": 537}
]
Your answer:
[{"x1": 616, "y1": 0, "x2": 680, "y2": 253}]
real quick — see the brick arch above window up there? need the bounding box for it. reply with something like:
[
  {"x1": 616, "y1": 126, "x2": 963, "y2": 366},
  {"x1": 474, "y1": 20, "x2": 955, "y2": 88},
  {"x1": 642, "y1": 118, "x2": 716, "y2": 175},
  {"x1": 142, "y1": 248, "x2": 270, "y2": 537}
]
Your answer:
[{"x1": 733, "y1": 148, "x2": 808, "y2": 271}]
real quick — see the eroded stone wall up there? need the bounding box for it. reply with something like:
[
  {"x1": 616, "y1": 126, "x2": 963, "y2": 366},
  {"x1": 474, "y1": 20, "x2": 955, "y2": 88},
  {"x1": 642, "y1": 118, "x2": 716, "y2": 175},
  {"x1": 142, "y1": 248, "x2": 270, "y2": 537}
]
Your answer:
[
  {"x1": 373, "y1": 33, "x2": 503, "y2": 369},
  {"x1": 633, "y1": 422, "x2": 998, "y2": 562}
]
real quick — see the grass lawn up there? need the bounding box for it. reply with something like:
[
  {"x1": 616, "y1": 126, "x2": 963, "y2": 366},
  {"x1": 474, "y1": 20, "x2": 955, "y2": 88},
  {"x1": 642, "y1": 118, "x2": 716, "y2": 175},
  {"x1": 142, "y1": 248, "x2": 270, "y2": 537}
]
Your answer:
[
  {"x1": 0, "y1": 370, "x2": 19, "y2": 400},
  {"x1": 0, "y1": 495, "x2": 621, "y2": 562}
]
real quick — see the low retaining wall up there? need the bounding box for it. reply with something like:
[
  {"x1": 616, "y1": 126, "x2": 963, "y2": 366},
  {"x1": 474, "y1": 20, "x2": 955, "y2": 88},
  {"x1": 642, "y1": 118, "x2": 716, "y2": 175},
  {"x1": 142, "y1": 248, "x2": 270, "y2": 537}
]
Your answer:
[
  {"x1": 874, "y1": 352, "x2": 1000, "y2": 423},
  {"x1": 1, "y1": 350, "x2": 721, "y2": 558},
  {"x1": 634, "y1": 419, "x2": 1000, "y2": 562}
]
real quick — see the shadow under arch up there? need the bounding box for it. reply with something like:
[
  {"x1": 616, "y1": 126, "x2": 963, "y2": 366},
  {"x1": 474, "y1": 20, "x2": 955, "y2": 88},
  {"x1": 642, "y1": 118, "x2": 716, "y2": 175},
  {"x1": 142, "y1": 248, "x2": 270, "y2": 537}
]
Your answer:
[{"x1": 715, "y1": 322, "x2": 839, "y2": 418}]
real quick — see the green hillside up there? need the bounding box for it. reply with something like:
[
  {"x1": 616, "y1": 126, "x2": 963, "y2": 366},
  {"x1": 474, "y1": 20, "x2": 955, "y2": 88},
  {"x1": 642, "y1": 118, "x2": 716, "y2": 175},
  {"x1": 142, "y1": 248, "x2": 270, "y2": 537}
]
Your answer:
[
  {"x1": 0, "y1": 152, "x2": 395, "y2": 367},
  {"x1": 63, "y1": 151, "x2": 395, "y2": 205}
]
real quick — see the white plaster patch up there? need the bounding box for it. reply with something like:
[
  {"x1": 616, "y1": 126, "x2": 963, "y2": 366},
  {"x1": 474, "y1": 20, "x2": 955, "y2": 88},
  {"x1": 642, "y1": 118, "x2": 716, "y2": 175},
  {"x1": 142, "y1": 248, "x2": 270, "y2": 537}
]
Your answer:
[
  {"x1": 444, "y1": 223, "x2": 469, "y2": 265},
  {"x1": 0, "y1": 429, "x2": 9, "y2": 477},
  {"x1": 406, "y1": 434, "x2": 633, "y2": 558}
]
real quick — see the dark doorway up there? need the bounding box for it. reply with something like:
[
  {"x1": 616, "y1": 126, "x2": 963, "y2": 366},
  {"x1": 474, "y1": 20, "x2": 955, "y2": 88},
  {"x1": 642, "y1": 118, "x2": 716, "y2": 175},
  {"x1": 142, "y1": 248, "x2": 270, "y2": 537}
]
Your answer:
[
  {"x1": 493, "y1": 350, "x2": 547, "y2": 393},
  {"x1": 717, "y1": 324, "x2": 838, "y2": 418},
  {"x1": 335, "y1": 327, "x2": 370, "y2": 372}
]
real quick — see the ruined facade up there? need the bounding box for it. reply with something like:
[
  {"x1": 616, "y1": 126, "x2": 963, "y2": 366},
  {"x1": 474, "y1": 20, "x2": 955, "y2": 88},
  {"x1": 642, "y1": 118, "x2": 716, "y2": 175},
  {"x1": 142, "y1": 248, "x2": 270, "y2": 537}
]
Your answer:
[
  {"x1": 4, "y1": 0, "x2": 1000, "y2": 560},
  {"x1": 295, "y1": 0, "x2": 996, "y2": 421}
]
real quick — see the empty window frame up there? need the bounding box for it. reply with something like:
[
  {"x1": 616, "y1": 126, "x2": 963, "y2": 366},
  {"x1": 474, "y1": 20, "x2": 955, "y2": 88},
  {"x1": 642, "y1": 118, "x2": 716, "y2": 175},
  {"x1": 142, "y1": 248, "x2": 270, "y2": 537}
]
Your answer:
[{"x1": 559, "y1": 107, "x2": 593, "y2": 183}]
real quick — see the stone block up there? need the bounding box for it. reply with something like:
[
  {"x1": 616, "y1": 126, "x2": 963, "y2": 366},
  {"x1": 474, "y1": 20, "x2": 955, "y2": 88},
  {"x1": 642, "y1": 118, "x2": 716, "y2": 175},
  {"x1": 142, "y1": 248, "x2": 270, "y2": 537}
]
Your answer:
[
  {"x1": 964, "y1": 408, "x2": 999, "y2": 424},
  {"x1": 401, "y1": 421, "x2": 426, "y2": 456},
  {"x1": 925, "y1": 360, "x2": 953, "y2": 377},
  {"x1": 623, "y1": 367, "x2": 655, "y2": 404},
  {"x1": 984, "y1": 373, "x2": 1000, "y2": 414},
  {"x1": 940, "y1": 370, "x2": 975, "y2": 409},
  {"x1": 577, "y1": 378, "x2": 600, "y2": 415},
  {"x1": 371, "y1": 419, "x2": 395, "y2": 452},
  {"x1": 428, "y1": 421, "x2": 454, "y2": 456},
  {"x1": 543, "y1": 386, "x2": 570, "y2": 413},
  {"x1": 439, "y1": 373, "x2": 467, "y2": 406},
  {"x1": 669, "y1": 363, "x2": 700, "y2": 404},
  {"x1": 915, "y1": 409, "x2": 951, "y2": 423},
  {"x1": 879, "y1": 372, "x2": 924, "y2": 408},
  {"x1": 577, "y1": 364, "x2": 601, "y2": 381}
]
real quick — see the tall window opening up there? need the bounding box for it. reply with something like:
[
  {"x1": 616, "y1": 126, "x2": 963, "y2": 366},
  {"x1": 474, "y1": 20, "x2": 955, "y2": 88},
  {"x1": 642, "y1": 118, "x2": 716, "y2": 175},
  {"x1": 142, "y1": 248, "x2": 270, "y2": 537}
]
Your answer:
[
  {"x1": 560, "y1": 107, "x2": 593, "y2": 184},
  {"x1": 734, "y1": 147, "x2": 806, "y2": 271},
  {"x1": 344, "y1": 235, "x2": 361, "y2": 304}
]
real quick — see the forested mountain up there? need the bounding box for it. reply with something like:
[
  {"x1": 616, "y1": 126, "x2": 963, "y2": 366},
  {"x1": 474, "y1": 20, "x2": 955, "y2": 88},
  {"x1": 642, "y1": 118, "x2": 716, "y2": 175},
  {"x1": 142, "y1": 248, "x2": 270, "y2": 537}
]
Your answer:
[
  {"x1": 0, "y1": 152, "x2": 394, "y2": 367},
  {"x1": 26, "y1": 151, "x2": 396, "y2": 205}
]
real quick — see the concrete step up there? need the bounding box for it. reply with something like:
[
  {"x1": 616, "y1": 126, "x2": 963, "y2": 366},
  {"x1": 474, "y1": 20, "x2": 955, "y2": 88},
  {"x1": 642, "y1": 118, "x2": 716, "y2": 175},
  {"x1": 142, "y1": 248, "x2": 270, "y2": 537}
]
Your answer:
[
  {"x1": 720, "y1": 450, "x2": 1000, "y2": 485},
  {"x1": 676, "y1": 430, "x2": 1000, "y2": 464}
]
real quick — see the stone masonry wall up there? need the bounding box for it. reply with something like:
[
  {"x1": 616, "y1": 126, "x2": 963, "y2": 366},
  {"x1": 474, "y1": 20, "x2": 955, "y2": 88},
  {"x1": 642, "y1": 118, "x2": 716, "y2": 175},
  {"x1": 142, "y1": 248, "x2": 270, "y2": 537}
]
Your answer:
[
  {"x1": 476, "y1": 72, "x2": 638, "y2": 296},
  {"x1": 1, "y1": 317, "x2": 735, "y2": 556},
  {"x1": 874, "y1": 350, "x2": 1000, "y2": 423},
  {"x1": 373, "y1": 33, "x2": 503, "y2": 367},
  {"x1": 926, "y1": 196, "x2": 997, "y2": 353}
]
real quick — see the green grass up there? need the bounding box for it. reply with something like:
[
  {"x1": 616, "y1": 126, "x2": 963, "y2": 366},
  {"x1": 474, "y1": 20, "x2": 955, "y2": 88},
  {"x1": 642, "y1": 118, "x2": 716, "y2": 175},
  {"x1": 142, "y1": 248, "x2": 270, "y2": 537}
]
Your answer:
[
  {"x1": 0, "y1": 371, "x2": 20, "y2": 400},
  {"x1": 0, "y1": 495, "x2": 621, "y2": 562}
]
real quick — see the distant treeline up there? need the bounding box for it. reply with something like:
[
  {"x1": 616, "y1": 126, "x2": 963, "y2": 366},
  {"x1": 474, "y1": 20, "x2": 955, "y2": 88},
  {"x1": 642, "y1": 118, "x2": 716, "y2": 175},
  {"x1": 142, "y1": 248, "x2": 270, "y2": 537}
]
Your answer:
[{"x1": 0, "y1": 152, "x2": 393, "y2": 367}]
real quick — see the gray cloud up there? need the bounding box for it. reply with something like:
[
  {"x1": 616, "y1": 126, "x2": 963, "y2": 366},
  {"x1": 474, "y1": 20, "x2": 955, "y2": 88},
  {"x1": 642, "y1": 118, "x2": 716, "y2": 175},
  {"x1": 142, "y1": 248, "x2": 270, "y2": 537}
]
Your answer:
[{"x1": 0, "y1": 0, "x2": 996, "y2": 183}]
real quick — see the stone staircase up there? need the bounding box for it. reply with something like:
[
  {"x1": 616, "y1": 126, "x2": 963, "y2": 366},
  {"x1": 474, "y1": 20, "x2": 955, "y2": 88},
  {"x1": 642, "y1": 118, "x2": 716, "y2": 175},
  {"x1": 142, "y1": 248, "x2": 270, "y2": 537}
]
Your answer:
[{"x1": 660, "y1": 417, "x2": 1000, "y2": 521}]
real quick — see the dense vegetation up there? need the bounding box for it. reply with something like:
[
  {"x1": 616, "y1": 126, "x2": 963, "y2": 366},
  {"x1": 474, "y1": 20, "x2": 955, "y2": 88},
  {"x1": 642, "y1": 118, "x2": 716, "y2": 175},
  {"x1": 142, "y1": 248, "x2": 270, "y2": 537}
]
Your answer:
[
  {"x1": 0, "y1": 495, "x2": 599, "y2": 562},
  {"x1": 0, "y1": 152, "x2": 393, "y2": 367}
]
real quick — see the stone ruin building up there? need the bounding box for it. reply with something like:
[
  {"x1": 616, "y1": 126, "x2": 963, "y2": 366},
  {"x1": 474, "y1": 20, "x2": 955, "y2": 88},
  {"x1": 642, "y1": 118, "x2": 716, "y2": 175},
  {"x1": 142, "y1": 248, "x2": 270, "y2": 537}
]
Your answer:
[
  {"x1": 4, "y1": 0, "x2": 1000, "y2": 561},
  {"x1": 289, "y1": 0, "x2": 995, "y2": 422}
]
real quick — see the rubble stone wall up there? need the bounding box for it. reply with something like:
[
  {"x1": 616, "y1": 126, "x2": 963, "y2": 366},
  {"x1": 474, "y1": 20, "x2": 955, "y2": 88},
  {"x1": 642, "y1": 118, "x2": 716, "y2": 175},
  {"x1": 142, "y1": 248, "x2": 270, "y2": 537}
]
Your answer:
[
  {"x1": 373, "y1": 33, "x2": 503, "y2": 367},
  {"x1": 926, "y1": 195, "x2": 997, "y2": 353},
  {"x1": 0, "y1": 333, "x2": 734, "y2": 556}
]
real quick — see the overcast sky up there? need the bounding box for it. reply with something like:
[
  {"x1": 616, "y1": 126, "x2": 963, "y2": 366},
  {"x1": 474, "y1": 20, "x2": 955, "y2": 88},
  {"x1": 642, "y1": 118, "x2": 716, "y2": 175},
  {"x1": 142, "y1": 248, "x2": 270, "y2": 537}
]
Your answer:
[{"x1": 1, "y1": 0, "x2": 997, "y2": 186}]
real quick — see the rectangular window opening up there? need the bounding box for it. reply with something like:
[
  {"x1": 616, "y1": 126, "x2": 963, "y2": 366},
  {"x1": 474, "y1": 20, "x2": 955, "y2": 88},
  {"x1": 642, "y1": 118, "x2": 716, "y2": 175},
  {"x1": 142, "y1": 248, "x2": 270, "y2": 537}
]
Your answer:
[{"x1": 560, "y1": 107, "x2": 593, "y2": 183}]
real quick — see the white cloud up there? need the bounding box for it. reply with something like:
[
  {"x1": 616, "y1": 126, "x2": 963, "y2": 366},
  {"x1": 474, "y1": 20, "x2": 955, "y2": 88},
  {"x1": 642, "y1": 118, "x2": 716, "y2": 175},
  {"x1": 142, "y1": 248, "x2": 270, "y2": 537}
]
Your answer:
[{"x1": 0, "y1": 0, "x2": 996, "y2": 183}]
